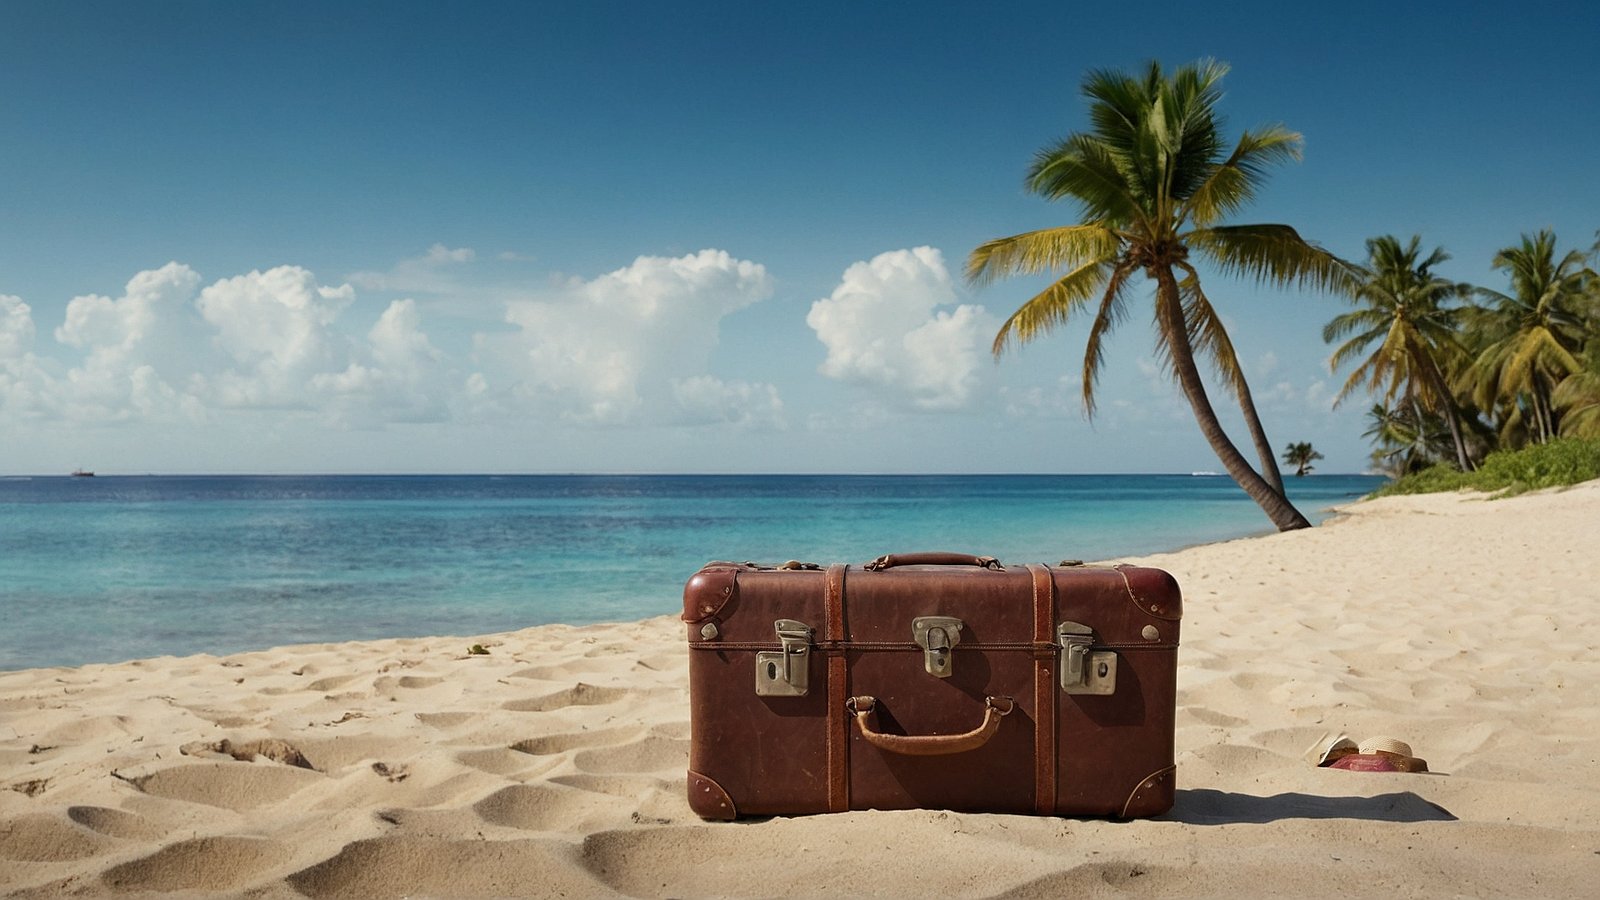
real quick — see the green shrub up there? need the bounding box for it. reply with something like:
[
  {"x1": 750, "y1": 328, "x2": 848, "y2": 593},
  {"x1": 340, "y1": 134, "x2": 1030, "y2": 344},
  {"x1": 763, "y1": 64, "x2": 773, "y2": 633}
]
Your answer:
[
  {"x1": 1372, "y1": 437, "x2": 1600, "y2": 498},
  {"x1": 1473, "y1": 437, "x2": 1600, "y2": 495},
  {"x1": 1371, "y1": 464, "x2": 1472, "y2": 497}
]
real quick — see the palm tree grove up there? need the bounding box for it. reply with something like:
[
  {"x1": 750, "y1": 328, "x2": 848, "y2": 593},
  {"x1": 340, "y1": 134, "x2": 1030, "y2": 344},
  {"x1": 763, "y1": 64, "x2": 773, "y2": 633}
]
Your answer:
[{"x1": 972, "y1": 59, "x2": 1600, "y2": 529}]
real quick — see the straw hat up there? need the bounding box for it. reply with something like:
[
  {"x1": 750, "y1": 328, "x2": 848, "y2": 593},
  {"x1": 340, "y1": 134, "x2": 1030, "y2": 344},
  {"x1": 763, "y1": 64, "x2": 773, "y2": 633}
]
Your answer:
[
  {"x1": 1325, "y1": 735, "x2": 1428, "y2": 773},
  {"x1": 1315, "y1": 736, "x2": 1359, "y2": 767},
  {"x1": 1358, "y1": 736, "x2": 1413, "y2": 757}
]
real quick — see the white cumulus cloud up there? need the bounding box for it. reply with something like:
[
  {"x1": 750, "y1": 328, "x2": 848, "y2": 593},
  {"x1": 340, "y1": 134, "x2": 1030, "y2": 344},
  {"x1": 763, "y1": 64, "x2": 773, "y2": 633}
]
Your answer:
[
  {"x1": 0, "y1": 294, "x2": 35, "y2": 359},
  {"x1": 196, "y1": 266, "x2": 355, "y2": 409},
  {"x1": 44, "y1": 263, "x2": 205, "y2": 421},
  {"x1": 807, "y1": 247, "x2": 993, "y2": 411},
  {"x1": 2, "y1": 249, "x2": 788, "y2": 440},
  {"x1": 312, "y1": 298, "x2": 450, "y2": 424},
  {"x1": 479, "y1": 249, "x2": 780, "y2": 426}
]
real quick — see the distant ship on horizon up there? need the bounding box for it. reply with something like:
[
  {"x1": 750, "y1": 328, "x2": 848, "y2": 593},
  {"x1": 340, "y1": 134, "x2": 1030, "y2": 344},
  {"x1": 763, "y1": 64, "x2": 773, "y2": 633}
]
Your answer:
[{"x1": 70, "y1": 469, "x2": 95, "y2": 477}]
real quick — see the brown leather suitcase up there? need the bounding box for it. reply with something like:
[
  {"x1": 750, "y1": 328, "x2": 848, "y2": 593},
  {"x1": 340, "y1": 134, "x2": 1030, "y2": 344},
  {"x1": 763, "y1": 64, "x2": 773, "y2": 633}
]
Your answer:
[{"x1": 683, "y1": 552, "x2": 1180, "y2": 819}]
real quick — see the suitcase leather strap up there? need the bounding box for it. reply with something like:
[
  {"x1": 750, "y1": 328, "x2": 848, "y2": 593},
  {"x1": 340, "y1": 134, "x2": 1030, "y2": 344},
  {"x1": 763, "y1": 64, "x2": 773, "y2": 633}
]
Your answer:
[
  {"x1": 1027, "y1": 563, "x2": 1057, "y2": 816},
  {"x1": 825, "y1": 563, "x2": 849, "y2": 813}
]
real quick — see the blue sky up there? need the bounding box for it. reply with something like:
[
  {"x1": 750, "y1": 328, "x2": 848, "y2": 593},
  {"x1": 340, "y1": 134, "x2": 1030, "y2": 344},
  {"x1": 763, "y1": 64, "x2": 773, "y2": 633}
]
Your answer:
[{"x1": 2, "y1": 0, "x2": 1596, "y2": 475}]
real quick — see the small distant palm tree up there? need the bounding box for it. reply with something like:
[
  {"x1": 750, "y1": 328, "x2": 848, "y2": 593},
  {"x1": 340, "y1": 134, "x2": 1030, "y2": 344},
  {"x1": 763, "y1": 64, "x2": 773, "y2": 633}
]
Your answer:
[
  {"x1": 1324, "y1": 235, "x2": 1477, "y2": 470},
  {"x1": 968, "y1": 59, "x2": 1351, "y2": 532},
  {"x1": 1280, "y1": 441, "x2": 1323, "y2": 477}
]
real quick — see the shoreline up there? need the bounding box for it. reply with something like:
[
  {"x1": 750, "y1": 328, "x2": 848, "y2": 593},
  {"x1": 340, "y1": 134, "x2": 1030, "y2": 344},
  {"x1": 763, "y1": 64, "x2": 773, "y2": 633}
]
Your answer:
[{"x1": 4, "y1": 482, "x2": 1599, "y2": 896}]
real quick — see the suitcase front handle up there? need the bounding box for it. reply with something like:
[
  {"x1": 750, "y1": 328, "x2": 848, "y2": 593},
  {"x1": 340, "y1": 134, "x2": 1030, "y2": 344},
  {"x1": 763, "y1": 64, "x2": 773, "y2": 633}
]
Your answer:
[
  {"x1": 846, "y1": 695, "x2": 1015, "y2": 756},
  {"x1": 864, "y1": 552, "x2": 1003, "y2": 571}
]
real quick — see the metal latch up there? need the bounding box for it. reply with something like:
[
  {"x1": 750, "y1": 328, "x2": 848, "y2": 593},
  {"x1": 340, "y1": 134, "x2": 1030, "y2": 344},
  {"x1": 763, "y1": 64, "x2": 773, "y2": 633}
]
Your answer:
[
  {"x1": 912, "y1": 616, "x2": 964, "y2": 678},
  {"x1": 1057, "y1": 621, "x2": 1117, "y2": 695},
  {"x1": 755, "y1": 619, "x2": 812, "y2": 696}
]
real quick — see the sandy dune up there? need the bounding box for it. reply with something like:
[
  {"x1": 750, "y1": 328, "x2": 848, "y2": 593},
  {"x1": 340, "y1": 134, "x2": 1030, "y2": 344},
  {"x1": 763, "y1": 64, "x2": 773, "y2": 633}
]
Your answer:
[{"x1": 3, "y1": 482, "x2": 1599, "y2": 897}]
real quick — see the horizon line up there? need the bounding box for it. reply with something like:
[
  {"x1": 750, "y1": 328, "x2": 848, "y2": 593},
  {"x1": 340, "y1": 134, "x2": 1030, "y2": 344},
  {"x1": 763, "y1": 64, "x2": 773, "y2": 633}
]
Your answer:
[{"x1": 2, "y1": 470, "x2": 1384, "y2": 479}]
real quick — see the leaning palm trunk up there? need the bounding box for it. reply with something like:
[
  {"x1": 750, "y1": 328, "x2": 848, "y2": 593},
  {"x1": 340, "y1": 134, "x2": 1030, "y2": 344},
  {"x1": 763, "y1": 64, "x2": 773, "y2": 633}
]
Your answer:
[
  {"x1": 1234, "y1": 375, "x2": 1287, "y2": 497},
  {"x1": 1533, "y1": 377, "x2": 1556, "y2": 443},
  {"x1": 1155, "y1": 269, "x2": 1310, "y2": 529}
]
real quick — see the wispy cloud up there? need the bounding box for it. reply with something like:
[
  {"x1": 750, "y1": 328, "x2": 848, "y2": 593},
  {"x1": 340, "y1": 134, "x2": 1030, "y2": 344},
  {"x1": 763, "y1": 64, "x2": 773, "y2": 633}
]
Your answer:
[{"x1": 348, "y1": 243, "x2": 479, "y2": 294}]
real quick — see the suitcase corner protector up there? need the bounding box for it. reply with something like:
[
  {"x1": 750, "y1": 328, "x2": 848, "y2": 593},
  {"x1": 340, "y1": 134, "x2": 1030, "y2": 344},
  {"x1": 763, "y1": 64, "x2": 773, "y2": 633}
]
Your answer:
[
  {"x1": 687, "y1": 770, "x2": 738, "y2": 820},
  {"x1": 1118, "y1": 764, "x2": 1177, "y2": 819}
]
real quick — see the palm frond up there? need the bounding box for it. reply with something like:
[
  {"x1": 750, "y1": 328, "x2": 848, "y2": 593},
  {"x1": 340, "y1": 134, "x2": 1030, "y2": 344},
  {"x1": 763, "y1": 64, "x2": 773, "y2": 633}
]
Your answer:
[
  {"x1": 1026, "y1": 135, "x2": 1143, "y2": 223},
  {"x1": 1188, "y1": 224, "x2": 1355, "y2": 293},
  {"x1": 1553, "y1": 371, "x2": 1600, "y2": 438},
  {"x1": 1185, "y1": 125, "x2": 1302, "y2": 226},
  {"x1": 965, "y1": 224, "x2": 1119, "y2": 284},
  {"x1": 1080, "y1": 264, "x2": 1137, "y2": 415},
  {"x1": 991, "y1": 258, "x2": 1116, "y2": 356},
  {"x1": 1322, "y1": 307, "x2": 1389, "y2": 345}
]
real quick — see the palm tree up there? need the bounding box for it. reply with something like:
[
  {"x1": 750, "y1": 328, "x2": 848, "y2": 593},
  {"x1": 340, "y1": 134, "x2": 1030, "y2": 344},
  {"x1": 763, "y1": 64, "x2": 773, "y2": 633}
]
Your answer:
[
  {"x1": 1552, "y1": 343, "x2": 1600, "y2": 439},
  {"x1": 967, "y1": 59, "x2": 1350, "y2": 532},
  {"x1": 1362, "y1": 403, "x2": 1450, "y2": 476},
  {"x1": 1324, "y1": 235, "x2": 1477, "y2": 470},
  {"x1": 1280, "y1": 441, "x2": 1323, "y2": 477},
  {"x1": 1462, "y1": 230, "x2": 1594, "y2": 444}
]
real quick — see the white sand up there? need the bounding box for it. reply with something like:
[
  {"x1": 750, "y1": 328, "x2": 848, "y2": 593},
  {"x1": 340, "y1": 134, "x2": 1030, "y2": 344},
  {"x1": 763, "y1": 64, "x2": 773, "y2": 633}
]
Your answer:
[{"x1": 3, "y1": 482, "x2": 1599, "y2": 897}]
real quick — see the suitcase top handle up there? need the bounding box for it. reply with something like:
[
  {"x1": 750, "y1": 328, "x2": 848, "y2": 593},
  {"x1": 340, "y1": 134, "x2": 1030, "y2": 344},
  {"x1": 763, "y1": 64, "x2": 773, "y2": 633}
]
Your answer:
[
  {"x1": 846, "y1": 695, "x2": 1016, "y2": 756},
  {"x1": 864, "y1": 552, "x2": 1003, "y2": 571}
]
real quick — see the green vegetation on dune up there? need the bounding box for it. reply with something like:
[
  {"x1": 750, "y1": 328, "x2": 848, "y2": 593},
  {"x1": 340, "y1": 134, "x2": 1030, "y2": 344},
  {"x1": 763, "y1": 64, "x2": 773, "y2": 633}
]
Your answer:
[{"x1": 1372, "y1": 437, "x2": 1600, "y2": 498}]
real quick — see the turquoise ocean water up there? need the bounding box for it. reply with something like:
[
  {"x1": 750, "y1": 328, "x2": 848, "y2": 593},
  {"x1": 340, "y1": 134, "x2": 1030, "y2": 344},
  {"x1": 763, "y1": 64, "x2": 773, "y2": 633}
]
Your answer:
[{"x1": 0, "y1": 474, "x2": 1382, "y2": 671}]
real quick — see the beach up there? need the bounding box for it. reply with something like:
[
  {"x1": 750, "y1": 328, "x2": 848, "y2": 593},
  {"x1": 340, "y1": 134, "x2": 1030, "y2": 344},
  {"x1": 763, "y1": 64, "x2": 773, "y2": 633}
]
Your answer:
[{"x1": 3, "y1": 482, "x2": 1599, "y2": 897}]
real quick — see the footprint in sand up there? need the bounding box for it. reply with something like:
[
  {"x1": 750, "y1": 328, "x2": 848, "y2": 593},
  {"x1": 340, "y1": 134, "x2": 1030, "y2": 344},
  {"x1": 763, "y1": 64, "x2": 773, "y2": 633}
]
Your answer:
[
  {"x1": 1177, "y1": 707, "x2": 1248, "y2": 728},
  {"x1": 38, "y1": 715, "x2": 134, "y2": 744},
  {"x1": 373, "y1": 674, "x2": 448, "y2": 694},
  {"x1": 502, "y1": 683, "x2": 628, "y2": 712},
  {"x1": 306, "y1": 674, "x2": 361, "y2": 692},
  {"x1": 472, "y1": 782, "x2": 634, "y2": 832},
  {"x1": 66, "y1": 805, "x2": 166, "y2": 841},
  {"x1": 100, "y1": 836, "x2": 291, "y2": 893},
  {"x1": 506, "y1": 665, "x2": 570, "y2": 681},
  {"x1": 414, "y1": 711, "x2": 476, "y2": 730},
  {"x1": 570, "y1": 735, "x2": 689, "y2": 776},
  {"x1": 0, "y1": 813, "x2": 115, "y2": 862},
  {"x1": 549, "y1": 773, "x2": 667, "y2": 800},
  {"x1": 454, "y1": 747, "x2": 564, "y2": 778},
  {"x1": 292, "y1": 735, "x2": 414, "y2": 770},
  {"x1": 127, "y1": 761, "x2": 324, "y2": 811},
  {"x1": 509, "y1": 726, "x2": 644, "y2": 757},
  {"x1": 287, "y1": 836, "x2": 602, "y2": 898}
]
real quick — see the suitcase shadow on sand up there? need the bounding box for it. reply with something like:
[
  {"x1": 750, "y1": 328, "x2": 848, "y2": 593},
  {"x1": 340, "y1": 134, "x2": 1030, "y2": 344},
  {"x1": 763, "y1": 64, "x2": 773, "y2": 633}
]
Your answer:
[{"x1": 1162, "y1": 789, "x2": 1456, "y2": 824}]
